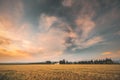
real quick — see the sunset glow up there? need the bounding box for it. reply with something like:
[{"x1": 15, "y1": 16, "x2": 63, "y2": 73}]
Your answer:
[{"x1": 0, "y1": 0, "x2": 120, "y2": 62}]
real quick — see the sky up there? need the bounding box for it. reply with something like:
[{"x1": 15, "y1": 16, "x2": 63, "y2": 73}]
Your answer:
[{"x1": 0, "y1": 0, "x2": 120, "y2": 62}]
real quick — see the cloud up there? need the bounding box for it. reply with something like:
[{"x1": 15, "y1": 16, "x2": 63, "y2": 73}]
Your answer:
[
  {"x1": 0, "y1": 0, "x2": 26, "y2": 50},
  {"x1": 0, "y1": 48, "x2": 32, "y2": 62},
  {"x1": 0, "y1": 12, "x2": 69, "y2": 61},
  {"x1": 116, "y1": 31, "x2": 120, "y2": 36},
  {"x1": 99, "y1": 51, "x2": 120, "y2": 59},
  {"x1": 36, "y1": 14, "x2": 68, "y2": 59},
  {"x1": 95, "y1": 7, "x2": 120, "y2": 28},
  {"x1": 0, "y1": 4, "x2": 36, "y2": 62},
  {"x1": 62, "y1": 0, "x2": 73, "y2": 7},
  {"x1": 61, "y1": 0, "x2": 106, "y2": 51},
  {"x1": 102, "y1": 52, "x2": 112, "y2": 55},
  {"x1": 72, "y1": 36, "x2": 103, "y2": 51},
  {"x1": 0, "y1": 21, "x2": 35, "y2": 51},
  {"x1": 81, "y1": 36, "x2": 103, "y2": 48},
  {"x1": 75, "y1": 16, "x2": 95, "y2": 40},
  {"x1": 0, "y1": 36, "x2": 11, "y2": 46},
  {"x1": 0, "y1": 0, "x2": 24, "y2": 22},
  {"x1": 0, "y1": 0, "x2": 119, "y2": 62},
  {"x1": 0, "y1": 15, "x2": 14, "y2": 30},
  {"x1": 66, "y1": 13, "x2": 103, "y2": 51},
  {"x1": 39, "y1": 14, "x2": 57, "y2": 32}
]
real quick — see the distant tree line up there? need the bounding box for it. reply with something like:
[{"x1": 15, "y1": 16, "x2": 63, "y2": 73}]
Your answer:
[
  {"x1": 41, "y1": 58, "x2": 119, "y2": 64},
  {"x1": 59, "y1": 58, "x2": 115, "y2": 64},
  {"x1": 1, "y1": 58, "x2": 118, "y2": 65}
]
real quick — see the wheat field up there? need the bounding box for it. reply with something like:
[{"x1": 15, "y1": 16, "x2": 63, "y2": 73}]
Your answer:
[{"x1": 0, "y1": 64, "x2": 120, "y2": 80}]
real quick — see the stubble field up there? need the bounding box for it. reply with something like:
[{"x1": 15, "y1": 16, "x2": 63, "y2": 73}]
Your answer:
[{"x1": 0, "y1": 64, "x2": 120, "y2": 80}]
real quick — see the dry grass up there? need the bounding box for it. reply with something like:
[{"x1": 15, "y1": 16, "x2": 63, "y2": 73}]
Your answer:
[{"x1": 0, "y1": 64, "x2": 120, "y2": 80}]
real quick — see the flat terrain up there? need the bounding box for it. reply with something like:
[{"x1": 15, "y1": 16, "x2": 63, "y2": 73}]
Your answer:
[{"x1": 0, "y1": 64, "x2": 120, "y2": 80}]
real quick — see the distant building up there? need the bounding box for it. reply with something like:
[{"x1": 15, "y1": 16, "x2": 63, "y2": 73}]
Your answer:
[{"x1": 54, "y1": 62, "x2": 60, "y2": 65}]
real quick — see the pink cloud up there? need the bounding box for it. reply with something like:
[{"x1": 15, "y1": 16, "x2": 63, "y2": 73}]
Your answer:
[
  {"x1": 72, "y1": 36, "x2": 103, "y2": 51},
  {"x1": 116, "y1": 31, "x2": 120, "y2": 35},
  {"x1": 75, "y1": 16, "x2": 95, "y2": 40},
  {"x1": 62, "y1": 0, "x2": 73, "y2": 7},
  {"x1": 39, "y1": 14, "x2": 57, "y2": 32},
  {"x1": 71, "y1": 14, "x2": 103, "y2": 50}
]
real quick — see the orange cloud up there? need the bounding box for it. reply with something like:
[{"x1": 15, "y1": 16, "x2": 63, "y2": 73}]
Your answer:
[
  {"x1": 3, "y1": 14, "x2": 69, "y2": 62},
  {"x1": 99, "y1": 51, "x2": 120, "y2": 59},
  {"x1": 0, "y1": 0, "x2": 26, "y2": 51},
  {"x1": 0, "y1": 16, "x2": 13, "y2": 29},
  {"x1": 0, "y1": 48, "x2": 32, "y2": 62},
  {"x1": 102, "y1": 52, "x2": 112, "y2": 55},
  {"x1": 0, "y1": 36, "x2": 11, "y2": 46},
  {"x1": 0, "y1": 8, "x2": 35, "y2": 62}
]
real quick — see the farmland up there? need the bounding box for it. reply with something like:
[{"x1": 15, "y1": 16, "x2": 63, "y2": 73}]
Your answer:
[{"x1": 0, "y1": 65, "x2": 120, "y2": 80}]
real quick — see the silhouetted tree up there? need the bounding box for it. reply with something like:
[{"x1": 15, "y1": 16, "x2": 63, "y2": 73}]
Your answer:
[
  {"x1": 104, "y1": 58, "x2": 113, "y2": 64},
  {"x1": 46, "y1": 61, "x2": 51, "y2": 64},
  {"x1": 59, "y1": 59, "x2": 66, "y2": 64}
]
